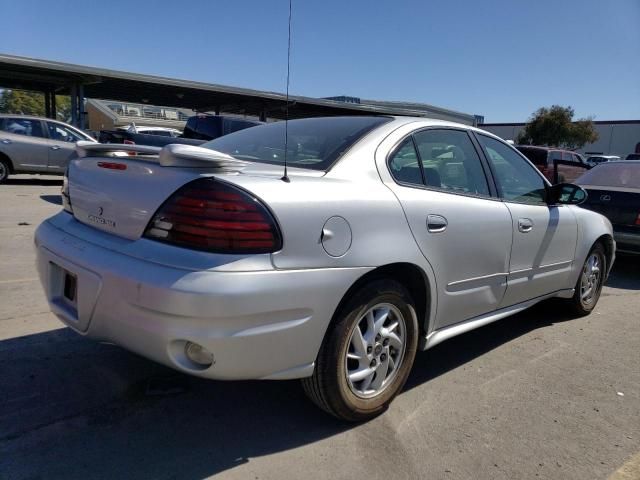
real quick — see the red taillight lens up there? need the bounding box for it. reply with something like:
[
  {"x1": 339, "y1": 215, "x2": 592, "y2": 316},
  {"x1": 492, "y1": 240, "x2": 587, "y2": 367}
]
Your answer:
[
  {"x1": 123, "y1": 139, "x2": 136, "y2": 156},
  {"x1": 62, "y1": 167, "x2": 73, "y2": 214},
  {"x1": 97, "y1": 161, "x2": 127, "y2": 170},
  {"x1": 144, "y1": 178, "x2": 282, "y2": 254},
  {"x1": 635, "y1": 213, "x2": 640, "y2": 226}
]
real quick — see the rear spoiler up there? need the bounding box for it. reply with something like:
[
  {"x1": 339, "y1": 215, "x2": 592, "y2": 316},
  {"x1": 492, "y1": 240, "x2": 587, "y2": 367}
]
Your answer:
[
  {"x1": 76, "y1": 141, "x2": 161, "y2": 158},
  {"x1": 76, "y1": 142, "x2": 248, "y2": 170}
]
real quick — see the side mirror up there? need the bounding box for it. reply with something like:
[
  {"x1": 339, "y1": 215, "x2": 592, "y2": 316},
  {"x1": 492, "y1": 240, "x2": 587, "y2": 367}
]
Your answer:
[{"x1": 546, "y1": 183, "x2": 588, "y2": 205}]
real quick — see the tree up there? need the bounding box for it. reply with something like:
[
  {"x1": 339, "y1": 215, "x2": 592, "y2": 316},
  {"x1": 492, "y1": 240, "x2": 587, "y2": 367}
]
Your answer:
[
  {"x1": 0, "y1": 89, "x2": 72, "y2": 121},
  {"x1": 517, "y1": 105, "x2": 598, "y2": 149}
]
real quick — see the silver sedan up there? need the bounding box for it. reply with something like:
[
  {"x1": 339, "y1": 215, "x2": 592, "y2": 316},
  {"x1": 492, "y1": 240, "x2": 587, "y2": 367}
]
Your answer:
[{"x1": 35, "y1": 116, "x2": 614, "y2": 421}]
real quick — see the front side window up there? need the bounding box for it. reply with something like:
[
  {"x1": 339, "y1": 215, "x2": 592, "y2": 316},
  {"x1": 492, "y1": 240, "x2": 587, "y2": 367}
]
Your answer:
[
  {"x1": 2, "y1": 118, "x2": 45, "y2": 138},
  {"x1": 47, "y1": 122, "x2": 83, "y2": 142},
  {"x1": 478, "y1": 134, "x2": 547, "y2": 204},
  {"x1": 413, "y1": 129, "x2": 490, "y2": 196}
]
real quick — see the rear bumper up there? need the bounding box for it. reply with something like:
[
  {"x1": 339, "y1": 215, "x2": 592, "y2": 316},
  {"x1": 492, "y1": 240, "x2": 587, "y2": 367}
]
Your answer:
[{"x1": 35, "y1": 214, "x2": 371, "y2": 380}]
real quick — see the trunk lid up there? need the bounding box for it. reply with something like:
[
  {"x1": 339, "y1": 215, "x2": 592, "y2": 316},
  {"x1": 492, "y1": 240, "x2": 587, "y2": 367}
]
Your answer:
[
  {"x1": 68, "y1": 156, "x2": 205, "y2": 239},
  {"x1": 67, "y1": 143, "x2": 323, "y2": 240}
]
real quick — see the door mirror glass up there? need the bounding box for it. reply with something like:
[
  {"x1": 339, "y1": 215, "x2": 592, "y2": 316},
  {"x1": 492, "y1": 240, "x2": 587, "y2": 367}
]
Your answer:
[{"x1": 547, "y1": 183, "x2": 587, "y2": 205}]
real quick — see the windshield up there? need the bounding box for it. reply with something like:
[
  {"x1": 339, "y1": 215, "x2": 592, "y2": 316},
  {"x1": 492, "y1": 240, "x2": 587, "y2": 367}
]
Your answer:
[
  {"x1": 577, "y1": 162, "x2": 640, "y2": 188},
  {"x1": 200, "y1": 116, "x2": 391, "y2": 170}
]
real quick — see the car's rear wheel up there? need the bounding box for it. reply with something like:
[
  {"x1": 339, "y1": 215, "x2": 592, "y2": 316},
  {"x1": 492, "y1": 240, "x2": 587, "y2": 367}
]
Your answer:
[
  {"x1": 302, "y1": 278, "x2": 418, "y2": 422},
  {"x1": 565, "y1": 242, "x2": 606, "y2": 316},
  {"x1": 0, "y1": 159, "x2": 10, "y2": 184}
]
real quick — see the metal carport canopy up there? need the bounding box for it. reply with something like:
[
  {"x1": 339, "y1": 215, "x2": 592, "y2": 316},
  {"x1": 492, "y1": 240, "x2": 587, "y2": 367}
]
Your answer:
[{"x1": 0, "y1": 53, "x2": 446, "y2": 120}]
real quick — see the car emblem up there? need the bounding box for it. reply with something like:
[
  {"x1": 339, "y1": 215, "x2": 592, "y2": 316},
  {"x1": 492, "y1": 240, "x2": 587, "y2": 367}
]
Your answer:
[
  {"x1": 98, "y1": 206, "x2": 104, "y2": 216},
  {"x1": 600, "y1": 194, "x2": 611, "y2": 202}
]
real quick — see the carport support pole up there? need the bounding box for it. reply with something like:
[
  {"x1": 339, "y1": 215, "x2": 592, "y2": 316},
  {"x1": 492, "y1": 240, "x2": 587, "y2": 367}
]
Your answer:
[
  {"x1": 44, "y1": 91, "x2": 51, "y2": 118},
  {"x1": 70, "y1": 84, "x2": 78, "y2": 127},
  {"x1": 78, "y1": 84, "x2": 85, "y2": 130},
  {"x1": 50, "y1": 92, "x2": 57, "y2": 119}
]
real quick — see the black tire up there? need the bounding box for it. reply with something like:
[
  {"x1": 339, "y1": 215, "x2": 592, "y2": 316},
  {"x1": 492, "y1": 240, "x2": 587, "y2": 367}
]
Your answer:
[
  {"x1": 0, "y1": 158, "x2": 10, "y2": 184},
  {"x1": 564, "y1": 242, "x2": 607, "y2": 316},
  {"x1": 302, "y1": 278, "x2": 419, "y2": 422}
]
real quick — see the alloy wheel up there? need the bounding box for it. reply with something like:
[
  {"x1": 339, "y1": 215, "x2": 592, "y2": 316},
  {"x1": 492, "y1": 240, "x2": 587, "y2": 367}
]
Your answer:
[
  {"x1": 580, "y1": 252, "x2": 602, "y2": 306},
  {"x1": 345, "y1": 303, "x2": 407, "y2": 398}
]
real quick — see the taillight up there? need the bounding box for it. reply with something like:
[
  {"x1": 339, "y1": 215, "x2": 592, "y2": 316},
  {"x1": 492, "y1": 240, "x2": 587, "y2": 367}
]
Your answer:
[
  {"x1": 62, "y1": 168, "x2": 73, "y2": 214},
  {"x1": 143, "y1": 178, "x2": 282, "y2": 254},
  {"x1": 635, "y1": 213, "x2": 640, "y2": 226},
  {"x1": 123, "y1": 139, "x2": 136, "y2": 156}
]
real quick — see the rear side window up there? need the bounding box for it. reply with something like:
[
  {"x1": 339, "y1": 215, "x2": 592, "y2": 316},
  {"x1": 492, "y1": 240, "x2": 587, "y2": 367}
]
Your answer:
[
  {"x1": 413, "y1": 129, "x2": 490, "y2": 196},
  {"x1": 389, "y1": 138, "x2": 422, "y2": 185},
  {"x1": 549, "y1": 151, "x2": 562, "y2": 162},
  {"x1": 1, "y1": 118, "x2": 45, "y2": 138},
  {"x1": 516, "y1": 147, "x2": 548, "y2": 167}
]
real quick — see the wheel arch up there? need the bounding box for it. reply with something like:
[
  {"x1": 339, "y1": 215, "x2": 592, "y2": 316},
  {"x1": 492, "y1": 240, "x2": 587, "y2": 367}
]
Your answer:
[
  {"x1": 596, "y1": 233, "x2": 615, "y2": 278},
  {"x1": 331, "y1": 262, "x2": 433, "y2": 341}
]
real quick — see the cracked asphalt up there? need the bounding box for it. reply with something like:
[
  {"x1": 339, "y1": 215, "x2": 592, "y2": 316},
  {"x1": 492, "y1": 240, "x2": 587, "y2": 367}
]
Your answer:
[{"x1": 1, "y1": 175, "x2": 639, "y2": 480}]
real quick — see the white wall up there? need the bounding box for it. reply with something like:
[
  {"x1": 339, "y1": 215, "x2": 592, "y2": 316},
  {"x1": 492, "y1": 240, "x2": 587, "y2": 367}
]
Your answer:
[{"x1": 480, "y1": 122, "x2": 640, "y2": 158}]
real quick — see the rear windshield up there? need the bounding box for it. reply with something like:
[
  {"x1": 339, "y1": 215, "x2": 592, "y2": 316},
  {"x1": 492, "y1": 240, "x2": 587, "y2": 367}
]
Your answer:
[
  {"x1": 516, "y1": 147, "x2": 548, "y2": 166},
  {"x1": 577, "y1": 163, "x2": 640, "y2": 188},
  {"x1": 199, "y1": 116, "x2": 391, "y2": 170}
]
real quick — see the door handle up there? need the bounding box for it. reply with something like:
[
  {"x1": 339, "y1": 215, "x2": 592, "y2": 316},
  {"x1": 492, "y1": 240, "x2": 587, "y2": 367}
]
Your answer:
[
  {"x1": 518, "y1": 218, "x2": 533, "y2": 233},
  {"x1": 427, "y1": 214, "x2": 448, "y2": 233},
  {"x1": 1, "y1": 139, "x2": 11, "y2": 144},
  {"x1": 50, "y1": 145, "x2": 61, "y2": 150}
]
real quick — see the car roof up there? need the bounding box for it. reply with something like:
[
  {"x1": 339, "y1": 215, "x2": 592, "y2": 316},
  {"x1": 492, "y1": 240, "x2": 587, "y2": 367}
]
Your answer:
[
  {"x1": 0, "y1": 113, "x2": 51, "y2": 121},
  {"x1": 516, "y1": 145, "x2": 575, "y2": 153},
  {"x1": 0, "y1": 113, "x2": 71, "y2": 125}
]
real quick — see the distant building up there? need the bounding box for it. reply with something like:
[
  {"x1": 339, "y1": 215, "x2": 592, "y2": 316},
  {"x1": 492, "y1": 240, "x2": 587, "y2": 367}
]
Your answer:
[{"x1": 480, "y1": 120, "x2": 640, "y2": 158}]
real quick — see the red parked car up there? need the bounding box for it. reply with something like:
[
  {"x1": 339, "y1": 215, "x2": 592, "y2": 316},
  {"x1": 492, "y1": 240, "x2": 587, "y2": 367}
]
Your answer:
[{"x1": 516, "y1": 145, "x2": 589, "y2": 184}]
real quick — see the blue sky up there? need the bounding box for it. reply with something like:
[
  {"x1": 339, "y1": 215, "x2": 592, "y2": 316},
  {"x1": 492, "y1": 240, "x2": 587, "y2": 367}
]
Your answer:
[{"x1": 2, "y1": 0, "x2": 639, "y2": 122}]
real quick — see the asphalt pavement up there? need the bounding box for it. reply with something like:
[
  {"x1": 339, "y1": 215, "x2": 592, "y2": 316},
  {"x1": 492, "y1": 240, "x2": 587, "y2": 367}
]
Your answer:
[{"x1": 1, "y1": 175, "x2": 638, "y2": 480}]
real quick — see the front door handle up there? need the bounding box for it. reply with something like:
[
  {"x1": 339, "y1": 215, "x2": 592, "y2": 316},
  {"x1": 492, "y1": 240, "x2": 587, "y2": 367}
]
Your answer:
[
  {"x1": 50, "y1": 145, "x2": 61, "y2": 150},
  {"x1": 518, "y1": 218, "x2": 533, "y2": 233},
  {"x1": 427, "y1": 214, "x2": 448, "y2": 233},
  {"x1": 1, "y1": 139, "x2": 11, "y2": 144}
]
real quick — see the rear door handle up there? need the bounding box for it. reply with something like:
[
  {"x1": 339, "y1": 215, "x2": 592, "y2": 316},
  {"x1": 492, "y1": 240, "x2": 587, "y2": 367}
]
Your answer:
[
  {"x1": 1, "y1": 139, "x2": 10, "y2": 144},
  {"x1": 518, "y1": 218, "x2": 533, "y2": 233},
  {"x1": 50, "y1": 145, "x2": 61, "y2": 150},
  {"x1": 427, "y1": 214, "x2": 448, "y2": 233}
]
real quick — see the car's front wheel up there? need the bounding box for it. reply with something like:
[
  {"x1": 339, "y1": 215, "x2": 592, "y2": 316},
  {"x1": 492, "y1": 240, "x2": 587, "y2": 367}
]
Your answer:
[
  {"x1": 302, "y1": 278, "x2": 418, "y2": 422},
  {"x1": 565, "y1": 242, "x2": 607, "y2": 316},
  {"x1": 0, "y1": 158, "x2": 10, "y2": 184}
]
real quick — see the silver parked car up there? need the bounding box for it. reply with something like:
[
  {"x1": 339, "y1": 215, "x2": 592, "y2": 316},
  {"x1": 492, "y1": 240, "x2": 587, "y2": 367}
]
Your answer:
[
  {"x1": 0, "y1": 114, "x2": 96, "y2": 183},
  {"x1": 35, "y1": 116, "x2": 615, "y2": 421}
]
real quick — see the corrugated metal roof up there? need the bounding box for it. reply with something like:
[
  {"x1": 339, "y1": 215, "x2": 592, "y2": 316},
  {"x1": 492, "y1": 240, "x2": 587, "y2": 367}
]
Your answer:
[{"x1": 0, "y1": 53, "x2": 476, "y2": 123}]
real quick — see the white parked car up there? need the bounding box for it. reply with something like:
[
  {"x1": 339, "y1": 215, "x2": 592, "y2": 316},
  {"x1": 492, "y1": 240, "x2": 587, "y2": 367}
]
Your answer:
[
  {"x1": 117, "y1": 124, "x2": 183, "y2": 137},
  {"x1": 35, "y1": 116, "x2": 615, "y2": 421}
]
